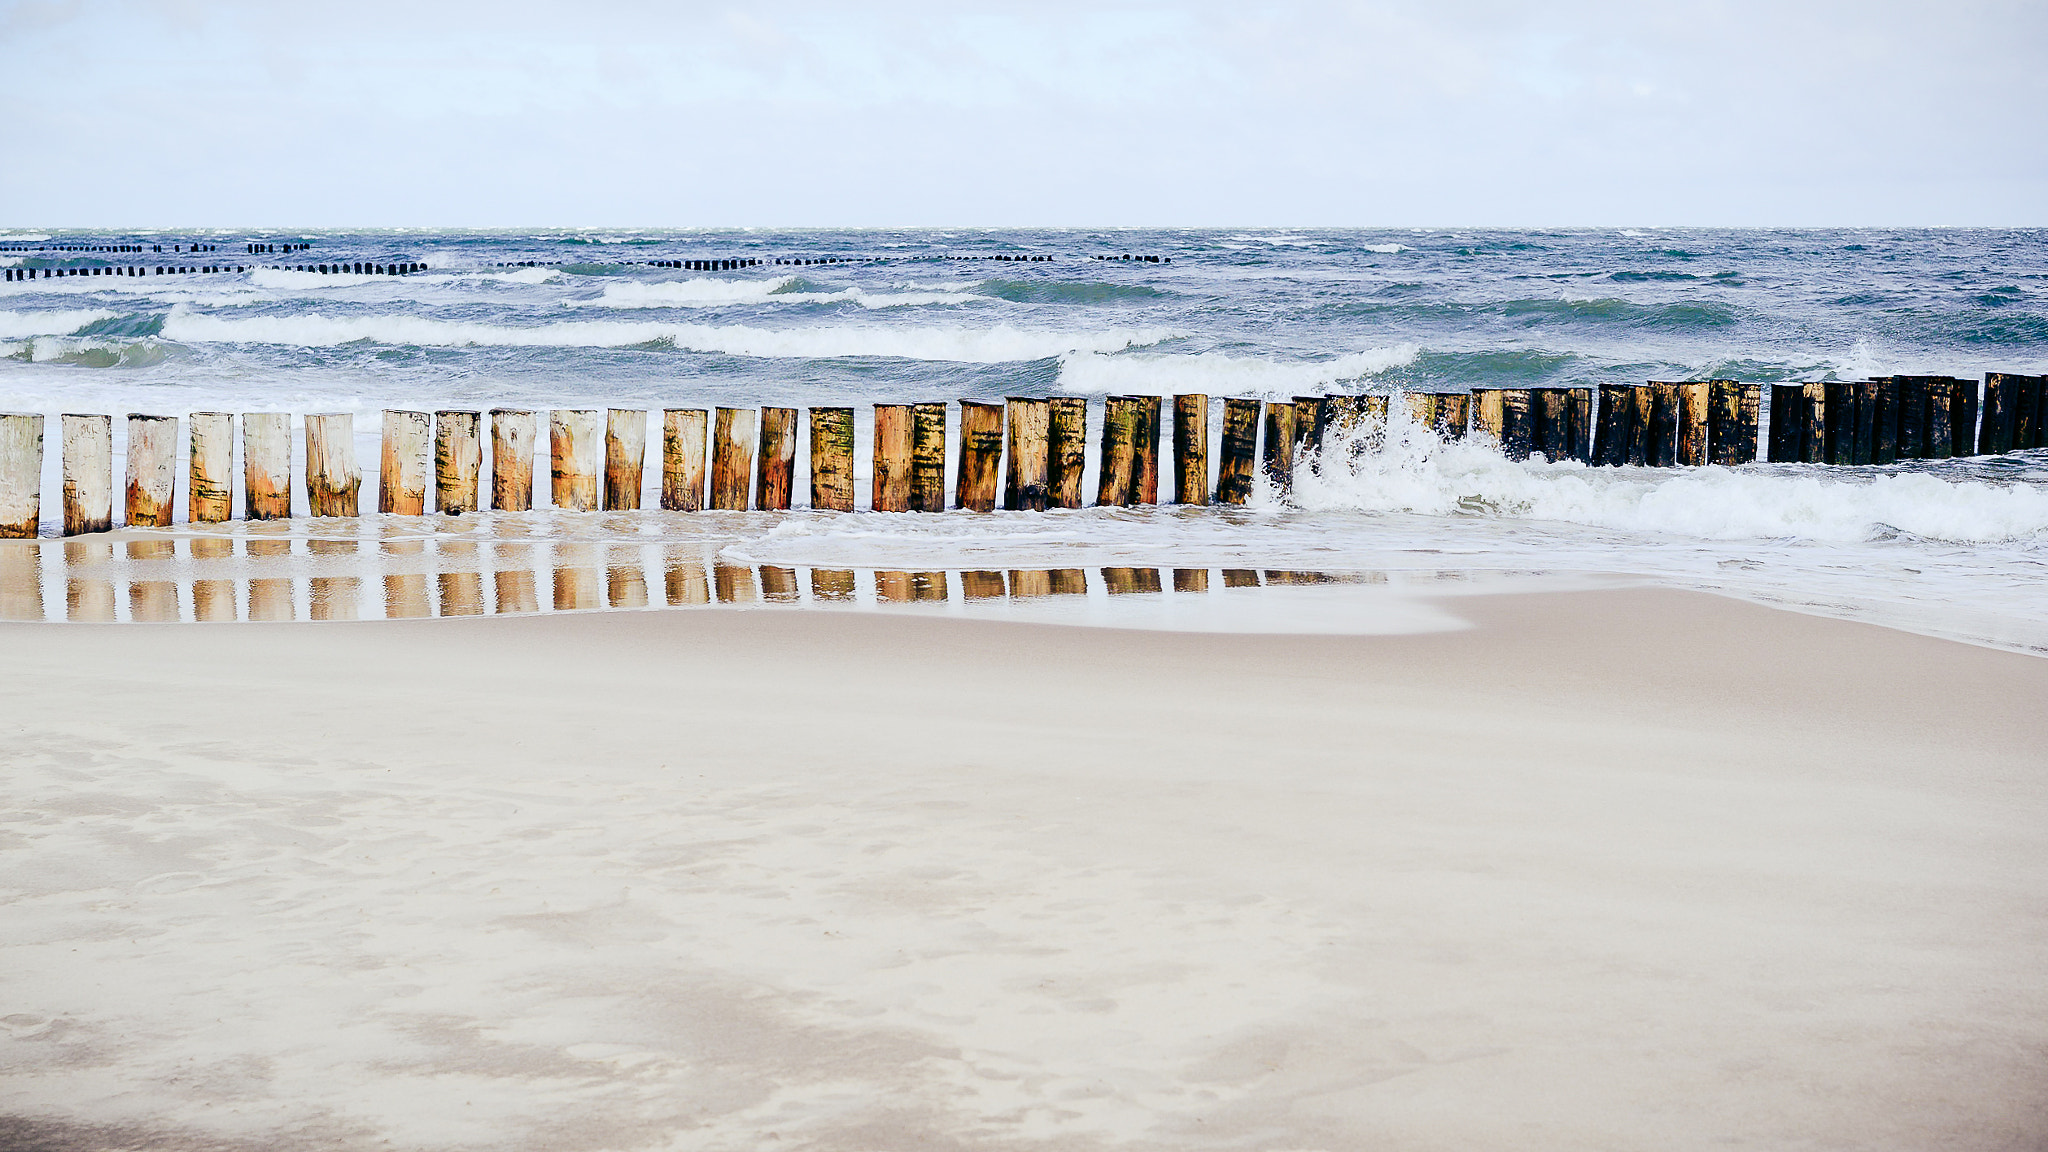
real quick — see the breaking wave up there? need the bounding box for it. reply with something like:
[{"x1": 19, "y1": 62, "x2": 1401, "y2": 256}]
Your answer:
[{"x1": 1058, "y1": 345, "x2": 1419, "y2": 397}]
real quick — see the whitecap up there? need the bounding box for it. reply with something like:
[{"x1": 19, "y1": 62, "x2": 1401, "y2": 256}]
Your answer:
[{"x1": 1057, "y1": 345, "x2": 1419, "y2": 397}]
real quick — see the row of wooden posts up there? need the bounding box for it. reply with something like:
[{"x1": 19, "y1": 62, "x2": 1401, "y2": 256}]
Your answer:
[
  {"x1": 1, "y1": 374, "x2": 2041, "y2": 538},
  {"x1": 3, "y1": 262, "x2": 428, "y2": 281}
]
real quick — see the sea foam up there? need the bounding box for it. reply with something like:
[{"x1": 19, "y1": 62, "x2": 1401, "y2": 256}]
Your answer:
[{"x1": 1057, "y1": 345, "x2": 1419, "y2": 397}]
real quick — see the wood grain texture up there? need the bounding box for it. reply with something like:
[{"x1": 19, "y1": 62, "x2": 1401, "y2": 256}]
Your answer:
[
  {"x1": 661, "y1": 409, "x2": 707, "y2": 512},
  {"x1": 490, "y1": 409, "x2": 536, "y2": 512}
]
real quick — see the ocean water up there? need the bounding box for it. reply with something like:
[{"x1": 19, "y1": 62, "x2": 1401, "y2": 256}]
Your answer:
[{"x1": 2, "y1": 227, "x2": 2045, "y2": 649}]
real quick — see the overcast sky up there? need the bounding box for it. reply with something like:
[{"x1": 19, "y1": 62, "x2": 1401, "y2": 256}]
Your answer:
[{"x1": 1, "y1": 0, "x2": 2041, "y2": 227}]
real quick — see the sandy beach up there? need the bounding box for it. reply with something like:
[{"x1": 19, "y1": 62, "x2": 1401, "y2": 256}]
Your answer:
[{"x1": 2, "y1": 587, "x2": 2044, "y2": 1151}]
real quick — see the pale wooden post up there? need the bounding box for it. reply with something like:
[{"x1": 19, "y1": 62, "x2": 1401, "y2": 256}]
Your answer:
[
  {"x1": 434, "y1": 410, "x2": 482, "y2": 514},
  {"x1": 304, "y1": 413, "x2": 361, "y2": 516},
  {"x1": 1473, "y1": 390, "x2": 1505, "y2": 441},
  {"x1": 954, "y1": 401, "x2": 1003, "y2": 511},
  {"x1": 911, "y1": 402, "x2": 948, "y2": 512},
  {"x1": 661, "y1": 409, "x2": 707, "y2": 511},
  {"x1": 188, "y1": 412, "x2": 233, "y2": 523},
  {"x1": 709, "y1": 407, "x2": 754, "y2": 510},
  {"x1": 872, "y1": 404, "x2": 913, "y2": 512},
  {"x1": 1003, "y1": 398, "x2": 1050, "y2": 511},
  {"x1": 61, "y1": 413, "x2": 113, "y2": 535},
  {"x1": 808, "y1": 407, "x2": 855, "y2": 511},
  {"x1": 604, "y1": 408, "x2": 648, "y2": 511},
  {"x1": 756, "y1": 407, "x2": 797, "y2": 511},
  {"x1": 379, "y1": 410, "x2": 431, "y2": 514},
  {"x1": 0, "y1": 413, "x2": 43, "y2": 538},
  {"x1": 243, "y1": 413, "x2": 293, "y2": 519},
  {"x1": 1677, "y1": 383, "x2": 1711, "y2": 466},
  {"x1": 550, "y1": 409, "x2": 601, "y2": 511},
  {"x1": 1047, "y1": 396, "x2": 1088, "y2": 509},
  {"x1": 125, "y1": 415, "x2": 176, "y2": 527},
  {"x1": 489, "y1": 408, "x2": 536, "y2": 512}
]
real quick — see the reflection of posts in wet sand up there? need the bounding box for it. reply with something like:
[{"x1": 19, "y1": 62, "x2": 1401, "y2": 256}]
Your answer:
[
  {"x1": 1102, "y1": 567, "x2": 1162, "y2": 594},
  {"x1": 809, "y1": 568, "x2": 855, "y2": 602},
  {"x1": 911, "y1": 571, "x2": 947, "y2": 602},
  {"x1": 664, "y1": 553, "x2": 710, "y2": 605},
  {"x1": 1050, "y1": 569, "x2": 1088, "y2": 596},
  {"x1": 307, "y1": 538, "x2": 355, "y2": 622},
  {"x1": 875, "y1": 570, "x2": 912, "y2": 603},
  {"x1": 714, "y1": 563, "x2": 757, "y2": 604},
  {"x1": 64, "y1": 540, "x2": 116, "y2": 621},
  {"x1": 1223, "y1": 569, "x2": 1261, "y2": 588},
  {"x1": 607, "y1": 547, "x2": 650, "y2": 608},
  {"x1": 1173, "y1": 568, "x2": 1210, "y2": 593},
  {"x1": 961, "y1": 570, "x2": 1006, "y2": 600},
  {"x1": 190, "y1": 537, "x2": 237, "y2": 621},
  {"x1": 553, "y1": 544, "x2": 602, "y2": 611},
  {"x1": 1010, "y1": 568, "x2": 1089, "y2": 598},
  {"x1": 493, "y1": 544, "x2": 539, "y2": 615},
  {"x1": 0, "y1": 542, "x2": 43, "y2": 620},
  {"x1": 384, "y1": 538, "x2": 431, "y2": 618},
  {"x1": 437, "y1": 541, "x2": 484, "y2": 616},
  {"x1": 126, "y1": 539, "x2": 179, "y2": 621},
  {"x1": 759, "y1": 565, "x2": 799, "y2": 602}
]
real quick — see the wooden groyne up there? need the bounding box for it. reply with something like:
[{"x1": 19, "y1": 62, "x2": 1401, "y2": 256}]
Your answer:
[{"x1": 1, "y1": 375, "x2": 2041, "y2": 536}]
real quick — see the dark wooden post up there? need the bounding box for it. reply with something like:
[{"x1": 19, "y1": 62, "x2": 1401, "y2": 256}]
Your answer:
[
  {"x1": 1047, "y1": 396, "x2": 1088, "y2": 509},
  {"x1": 661, "y1": 409, "x2": 707, "y2": 511},
  {"x1": 1898, "y1": 377, "x2": 1928, "y2": 459},
  {"x1": 2017, "y1": 374, "x2": 2044, "y2": 450},
  {"x1": 1173, "y1": 394, "x2": 1209, "y2": 504},
  {"x1": 1002, "y1": 398, "x2": 1050, "y2": 511},
  {"x1": 1735, "y1": 383, "x2": 1762, "y2": 464},
  {"x1": 910, "y1": 402, "x2": 948, "y2": 512},
  {"x1": 1870, "y1": 378, "x2": 1898, "y2": 465},
  {"x1": 808, "y1": 407, "x2": 854, "y2": 511},
  {"x1": 1625, "y1": 386, "x2": 1653, "y2": 466},
  {"x1": 1822, "y1": 383, "x2": 1849, "y2": 464},
  {"x1": 755, "y1": 406, "x2": 797, "y2": 511},
  {"x1": 1926, "y1": 380, "x2": 1953, "y2": 459},
  {"x1": 955, "y1": 401, "x2": 1003, "y2": 511},
  {"x1": 1799, "y1": 384, "x2": 1826, "y2": 463},
  {"x1": 1645, "y1": 384, "x2": 1678, "y2": 467},
  {"x1": 1095, "y1": 396, "x2": 1135, "y2": 507},
  {"x1": 1677, "y1": 383, "x2": 1710, "y2": 466},
  {"x1": 1261, "y1": 402, "x2": 1295, "y2": 488},
  {"x1": 1951, "y1": 379, "x2": 1978, "y2": 457},
  {"x1": 710, "y1": 407, "x2": 754, "y2": 510},
  {"x1": 1499, "y1": 390, "x2": 1533, "y2": 461},
  {"x1": 1850, "y1": 382, "x2": 1876, "y2": 465},
  {"x1": 872, "y1": 404, "x2": 913, "y2": 512},
  {"x1": 1439, "y1": 393, "x2": 1471, "y2": 442},
  {"x1": 1980, "y1": 373, "x2": 2016, "y2": 455},
  {"x1": 1292, "y1": 396, "x2": 1323, "y2": 458},
  {"x1": 1535, "y1": 390, "x2": 1568, "y2": 462},
  {"x1": 1593, "y1": 385, "x2": 1628, "y2": 466},
  {"x1": 1707, "y1": 382, "x2": 1742, "y2": 466},
  {"x1": 1216, "y1": 398, "x2": 1260, "y2": 504},
  {"x1": 604, "y1": 408, "x2": 648, "y2": 511},
  {"x1": 1132, "y1": 395, "x2": 1161, "y2": 504},
  {"x1": 1768, "y1": 385, "x2": 1804, "y2": 462}
]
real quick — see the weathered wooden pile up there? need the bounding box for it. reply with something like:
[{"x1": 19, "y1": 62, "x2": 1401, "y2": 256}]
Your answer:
[{"x1": 0, "y1": 374, "x2": 2041, "y2": 538}]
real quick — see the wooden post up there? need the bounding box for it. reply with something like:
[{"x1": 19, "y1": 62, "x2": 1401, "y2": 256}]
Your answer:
[
  {"x1": 1473, "y1": 390, "x2": 1506, "y2": 443},
  {"x1": 1766, "y1": 386, "x2": 1800, "y2": 462},
  {"x1": 754, "y1": 406, "x2": 797, "y2": 511},
  {"x1": 1980, "y1": 373, "x2": 2016, "y2": 455},
  {"x1": 305, "y1": 412, "x2": 362, "y2": 516},
  {"x1": 550, "y1": 409, "x2": 602, "y2": 511},
  {"x1": 1174, "y1": 394, "x2": 1210, "y2": 504},
  {"x1": 125, "y1": 415, "x2": 176, "y2": 527},
  {"x1": 808, "y1": 407, "x2": 855, "y2": 511},
  {"x1": 1704, "y1": 382, "x2": 1740, "y2": 466},
  {"x1": 1737, "y1": 384, "x2": 1761, "y2": 463},
  {"x1": 1292, "y1": 396, "x2": 1323, "y2": 459},
  {"x1": 1362, "y1": 395, "x2": 1390, "y2": 444},
  {"x1": 186, "y1": 412, "x2": 233, "y2": 524},
  {"x1": 1132, "y1": 395, "x2": 1161, "y2": 504},
  {"x1": 1439, "y1": 392, "x2": 1472, "y2": 442},
  {"x1": 1900, "y1": 378, "x2": 1930, "y2": 459},
  {"x1": 1672, "y1": 383, "x2": 1708, "y2": 466},
  {"x1": 0, "y1": 413, "x2": 42, "y2": 538},
  {"x1": 1926, "y1": 380, "x2": 1953, "y2": 459},
  {"x1": 243, "y1": 413, "x2": 292, "y2": 519},
  {"x1": 1403, "y1": 392, "x2": 1437, "y2": 434},
  {"x1": 1261, "y1": 402, "x2": 1295, "y2": 488},
  {"x1": 434, "y1": 410, "x2": 482, "y2": 513},
  {"x1": 1646, "y1": 384, "x2": 1680, "y2": 467},
  {"x1": 1499, "y1": 390, "x2": 1533, "y2": 461},
  {"x1": 1850, "y1": 382, "x2": 1876, "y2": 465},
  {"x1": 955, "y1": 401, "x2": 1003, "y2": 512},
  {"x1": 910, "y1": 402, "x2": 947, "y2": 512},
  {"x1": 1591, "y1": 385, "x2": 1624, "y2": 466},
  {"x1": 1822, "y1": 383, "x2": 1849, "y2": 464},
  {"x1": 1216, "y1": 397, "x2": 1260, "y2": 504},
  {"x1": 1002, "y1": 398, "x2": 1049, "y2": 511},
  {"x1": 1951, "y1": 379, "x2": 1978, "y2": 457},
  {"x1": 1535, "y1": 390, "x2": 1569, "y2": 462},
  {"x1": 1047, "y1": 396, "x2": 1088, "y2": 509},
  {"x1": 661, "y1": 409, "x2": 707, "y2": 511},
  {"x1": 605, "y1": 408, "x2": 649, "y2": 511},
  {"x1": 61, "y1": 414, "x2": 112, "y2": 536},
  {"x1": 379, "y1": 410, "x2": 431, "y2": 515},
  {"x1": 872, "y1": 404, "x2": 912, "y2": 512},
  {"x1": 708, "y1": 408, "x2": 754, "y2": 511},
  {"x1": 486, "y1": 409, "x2": 535, "y2": 512},
  {"x1": 1870, "y1": 379, "x2": 1898, "y2": 465},
  {"x1": 2016, "y1": 375, "x2": 2044, "y2": 450},
  {"x1": 1801, "y1": 383, "x2": 1827, "y2": 463},
  {"x1": 1095, "y1": 396, "x2": 1135, "y2": 507}
]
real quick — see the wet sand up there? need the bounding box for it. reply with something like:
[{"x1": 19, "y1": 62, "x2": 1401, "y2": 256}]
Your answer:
[{"x1": 2, "y1": 589, "x2": 2045, "y2": 1151}]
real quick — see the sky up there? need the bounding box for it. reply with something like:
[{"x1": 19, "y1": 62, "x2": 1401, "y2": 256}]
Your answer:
[{"x1": 0, "y1": 0, "x2": 2042, "y2": 227}]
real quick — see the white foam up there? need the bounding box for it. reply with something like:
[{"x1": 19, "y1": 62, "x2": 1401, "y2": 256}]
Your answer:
[
  {"x1": 565, "y1": 276, "x2": 982, "y2": 310},
  {"x1": 1057, "y1": 345, "x2": 1419, "y2": 397},
  {"x1": 1293, "y1": 410, "x2": 2048, "y2": 545},
  {"x1": 1363, "y1": 243, "x2": 1410, "y2": 254},
  {"x1": 157, "y1": 308, "x2": 1177, "y2": 362},
  {"x1": 0, "y1": 309, "x2": 119, "y2": 338}
]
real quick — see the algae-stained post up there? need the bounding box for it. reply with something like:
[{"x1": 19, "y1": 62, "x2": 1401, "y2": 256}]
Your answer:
[
  {"x1": 1002, "y1": 398, "x2": 1050, "y2": 512},
  {"x1": 1095, "y1": 396, "x2": 1136, "y2": 508},
  {"x1": 808, "y1": 407, "x2": 855, "y2": 512},
  {"x1": 910, "y1": 402, "x2": 948, "y2": 513},
  {"x1": 954, "y1": 401, "x2": 1004, "y2": 512},
  {"x1": 1047, "y1": 396, "x2": 1088, "y2": 509},
  {"x1": 1173, "y1": 394, "x2": 1210, "y2": 505},
  {"x1": 1215, "y1": 397, "x2": 1260, "y2": 505},
  {"x1": 1261, "y1": 401, "x2": 1295, "y2": 489}
]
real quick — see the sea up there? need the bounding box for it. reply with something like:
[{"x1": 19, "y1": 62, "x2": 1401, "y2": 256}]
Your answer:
[{"x1": 2, "y1": 227, "x2": 2045, "y2": 650}]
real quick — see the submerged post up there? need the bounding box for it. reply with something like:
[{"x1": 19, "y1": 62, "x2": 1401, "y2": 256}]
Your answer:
[
  {"x1": 661, "y1": 408, "x2": 707, "y2": 511},
  {"x1": 709, "y1": 407, "x2": 754, "y2": 510},
  {"x1": 380, "y1": 409, "x2": 431, "y2": 515},
  {"x1": 244, "y1": 412, "x2": 293, "y2": 519},
  {"x1": 62, "y1": 414, "x2": 112, "y2": 536},
  {"x1": 1174, "y1": 394, "x2": 1210, "y2": 504},
  {"x1": 911, "y1": 402, "x2": 948, "y2": 512},
  {"x1": 1095, "y1": 396, "x2": 1135, "y2": 508},
  {"x1": 1216, "y1": 397, "x2": 1260, "y2": 504},
  {"x1": 1047, "y1": 396, "x2": 1088, "y2": 509},
  {"x1": 490, "y1": 408, "x2": 537, "y2": 512},
  {"x1": 605, "y1": 408, "x2": 649, "y2": 511},
  {"x1": 1003, "y1": 398, "x2": 1049, "y2": 511},
  {"x1": 809, "y1": 407, "x2": 855, "y2": 512},
  {"x1": 955, "y1": 401, "x2": 1003, "y2": 511},
  {"x1": 0, "y1": 413, "x2": 43, "y2": 538},
  {"x1": 125, "y1": 414, "x2": 177, "y2": 527},
  {"x1": 755, "y1": 406, "x2": 797, "y2": 511},
  {"x1": 872, "y1": 403, "x2": 913, "y2": 512},
  {"x1": 188, "y1": 412, "x2": 233, "y2": 524},
  {"x1": 551, "y1": 409, "x2": 602, "y2": 511},
  {"x1": 434, "y1": 410, "x2": 482, "y2": 513}
]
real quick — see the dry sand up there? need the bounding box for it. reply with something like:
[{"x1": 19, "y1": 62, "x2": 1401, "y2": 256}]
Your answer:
[{"x1": 2, "y1": 588, "x2": 2045, "y2": 1151}]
